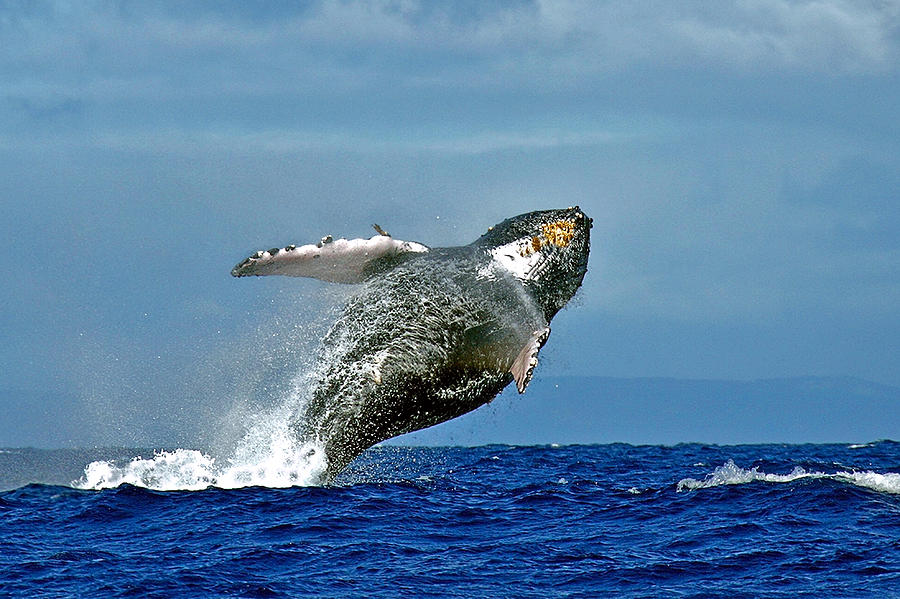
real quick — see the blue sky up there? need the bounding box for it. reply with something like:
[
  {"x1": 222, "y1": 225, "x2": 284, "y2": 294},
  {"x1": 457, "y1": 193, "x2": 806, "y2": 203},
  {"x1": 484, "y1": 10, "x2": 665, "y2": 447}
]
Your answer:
[{"x1": 1, "y1": 1, "x2": 898, "y2": 446}]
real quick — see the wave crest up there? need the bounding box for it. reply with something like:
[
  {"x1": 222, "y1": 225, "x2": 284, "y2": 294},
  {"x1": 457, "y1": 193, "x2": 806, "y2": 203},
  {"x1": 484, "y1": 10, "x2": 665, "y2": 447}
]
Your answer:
[
  {"x1": 75, "y1": 426, "x2": 328, "y2": 491},
  {"x1": 678, "y1": 459, "x2": 900, "y2": 495}
]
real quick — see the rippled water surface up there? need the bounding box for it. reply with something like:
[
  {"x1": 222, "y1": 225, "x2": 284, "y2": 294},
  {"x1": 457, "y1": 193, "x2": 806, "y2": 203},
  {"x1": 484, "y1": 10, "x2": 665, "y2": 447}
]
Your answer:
[{"x1": 2, "y1": 443, "x2": 899, "y2": 598}]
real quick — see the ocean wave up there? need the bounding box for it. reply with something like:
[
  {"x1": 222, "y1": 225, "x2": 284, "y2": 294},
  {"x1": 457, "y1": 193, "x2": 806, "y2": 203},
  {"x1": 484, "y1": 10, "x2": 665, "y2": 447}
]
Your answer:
[
  {"x1": 74, "y1": 428, "x2": 327, "y2": 491},
  {"x1": 677, "y1": 460, "x2": 900, "y2": 495}
]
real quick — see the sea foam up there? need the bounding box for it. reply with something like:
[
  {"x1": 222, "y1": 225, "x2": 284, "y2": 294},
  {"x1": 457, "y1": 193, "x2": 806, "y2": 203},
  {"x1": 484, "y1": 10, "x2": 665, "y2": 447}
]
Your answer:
[
  {"x1": 75, "y1": 401, "x2": 328, "y2": 491},
  {"x1": 677, "y1": 459, "x2": 900, "y2": 495},
  {"x1": 76, "y1": 440, "x2": 327, "y2": 491}
]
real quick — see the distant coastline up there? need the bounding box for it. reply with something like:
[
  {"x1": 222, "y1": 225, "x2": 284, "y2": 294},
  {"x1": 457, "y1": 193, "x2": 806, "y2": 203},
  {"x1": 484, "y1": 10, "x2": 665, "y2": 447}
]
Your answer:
[{"x1": 392, "y1": 375, "x2": 900, "y2": 447}]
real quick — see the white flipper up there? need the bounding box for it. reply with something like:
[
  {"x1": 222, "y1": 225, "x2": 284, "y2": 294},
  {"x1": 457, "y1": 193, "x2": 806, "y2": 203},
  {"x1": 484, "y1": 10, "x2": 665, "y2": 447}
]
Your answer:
[
  {"x1": 510, "y1": 327, "x2": 551, "y2": 394},
  {"x1": 232, "y1": 235, "x2": 429, "y2": 283}
]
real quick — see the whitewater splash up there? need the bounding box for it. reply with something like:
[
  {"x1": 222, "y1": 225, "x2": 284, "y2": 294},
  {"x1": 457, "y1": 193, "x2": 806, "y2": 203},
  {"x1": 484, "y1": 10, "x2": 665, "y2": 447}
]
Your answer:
[
  {"x1": 678, "y1": 459, "x2": 900, "y2": 495},
  {"x1": 75, "y1": 388, "x2": 330, "y2": 491},
  {"x1": 76, "y1": 443, "x2": 327, "y2": 492},
  {"x1": 71, "y1": 285, "x2": 351, "y2": 491}
]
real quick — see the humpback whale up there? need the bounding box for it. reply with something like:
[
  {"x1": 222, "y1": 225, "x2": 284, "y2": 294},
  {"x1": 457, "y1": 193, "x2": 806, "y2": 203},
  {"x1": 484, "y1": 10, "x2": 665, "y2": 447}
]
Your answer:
[{"x1": 232, "y1": 207, "x2": 591, "y2": 482}]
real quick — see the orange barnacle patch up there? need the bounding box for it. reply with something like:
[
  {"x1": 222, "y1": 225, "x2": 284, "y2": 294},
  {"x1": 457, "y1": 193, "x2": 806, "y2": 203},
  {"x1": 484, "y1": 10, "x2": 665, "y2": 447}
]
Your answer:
[
  {"x1": 531, "y1": 236, "x2": 542, "y2": 252},
  {"x1": 542, "y1": 220, "x2": 576, "y2": 247}
]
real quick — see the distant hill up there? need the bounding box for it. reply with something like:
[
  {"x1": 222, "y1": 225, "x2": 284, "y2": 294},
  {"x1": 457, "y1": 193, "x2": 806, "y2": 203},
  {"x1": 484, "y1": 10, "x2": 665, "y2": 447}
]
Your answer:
[
  {"x1": 3, "y1": 376, "x2": 898, "y2": 448},
  {"x1": 392, "y1": 376, "x2": 900, "y2": 446}
]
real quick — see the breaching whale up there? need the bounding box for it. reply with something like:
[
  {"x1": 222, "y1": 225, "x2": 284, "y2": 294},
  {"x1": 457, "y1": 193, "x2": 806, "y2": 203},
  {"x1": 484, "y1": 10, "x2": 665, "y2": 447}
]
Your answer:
[{"x1": 232, "y1": 207, "x2": 591, "y2": 481}]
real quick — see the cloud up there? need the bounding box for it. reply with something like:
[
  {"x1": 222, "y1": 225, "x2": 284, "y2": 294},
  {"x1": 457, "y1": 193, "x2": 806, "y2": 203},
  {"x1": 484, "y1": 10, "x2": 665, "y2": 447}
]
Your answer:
[
  {"x1": 1, "y1": 1, "x2": 898, "y2": 374},
  {"x1": 285, "y1": 1, "x2": 900, "y2": 74},
  {"x1": 1, "y1": 0, "x2": 897, "y2": 155},
  {"x1": 3, "y1": 1, "x2": 897, "y2": 98},
  {"x1": 669, "y1": 0, "x2": 900, "y2": 73}
]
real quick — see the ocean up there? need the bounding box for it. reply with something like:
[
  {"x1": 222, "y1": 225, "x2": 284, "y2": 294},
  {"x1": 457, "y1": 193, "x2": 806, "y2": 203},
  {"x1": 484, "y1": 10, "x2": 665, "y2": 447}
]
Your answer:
[{"x1": 2, "y1": 442, "x2": 899, "y2": 598}]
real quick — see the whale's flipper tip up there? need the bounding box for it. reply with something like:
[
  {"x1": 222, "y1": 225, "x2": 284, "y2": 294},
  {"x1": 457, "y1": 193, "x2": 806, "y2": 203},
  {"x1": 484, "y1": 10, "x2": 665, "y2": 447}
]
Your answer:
[{"x1": 510, "y1": 327, "x2": 551, "y2": 394}]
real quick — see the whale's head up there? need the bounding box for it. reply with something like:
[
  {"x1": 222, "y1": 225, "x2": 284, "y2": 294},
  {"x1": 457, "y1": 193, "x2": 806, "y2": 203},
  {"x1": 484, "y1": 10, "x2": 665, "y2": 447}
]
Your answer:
[{"x1": 475, "y1": 207, "x2": 592, "y2": 320}]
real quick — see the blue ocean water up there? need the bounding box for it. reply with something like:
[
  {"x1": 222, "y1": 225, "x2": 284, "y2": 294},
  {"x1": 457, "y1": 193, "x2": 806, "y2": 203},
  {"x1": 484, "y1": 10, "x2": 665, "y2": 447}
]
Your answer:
[{"x1": 2, "y1": 443, "x2": 899, "y2": 598}]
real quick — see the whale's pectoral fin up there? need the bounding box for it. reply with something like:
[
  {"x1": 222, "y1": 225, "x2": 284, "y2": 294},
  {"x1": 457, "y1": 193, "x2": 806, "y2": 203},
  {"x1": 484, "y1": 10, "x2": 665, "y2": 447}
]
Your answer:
[
  {"x1": 231, "y1": 235, "x2": 429, "y2": 283},
  {"x1": 510, "y1": 326, "x2": 551, "y2": 394}
]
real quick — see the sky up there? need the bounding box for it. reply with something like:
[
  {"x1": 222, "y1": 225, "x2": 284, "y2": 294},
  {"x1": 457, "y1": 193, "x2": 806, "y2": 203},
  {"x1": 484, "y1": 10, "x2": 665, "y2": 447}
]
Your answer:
[{"x1": 1, "y1": 1, "x2": 899, "y2": 447}]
